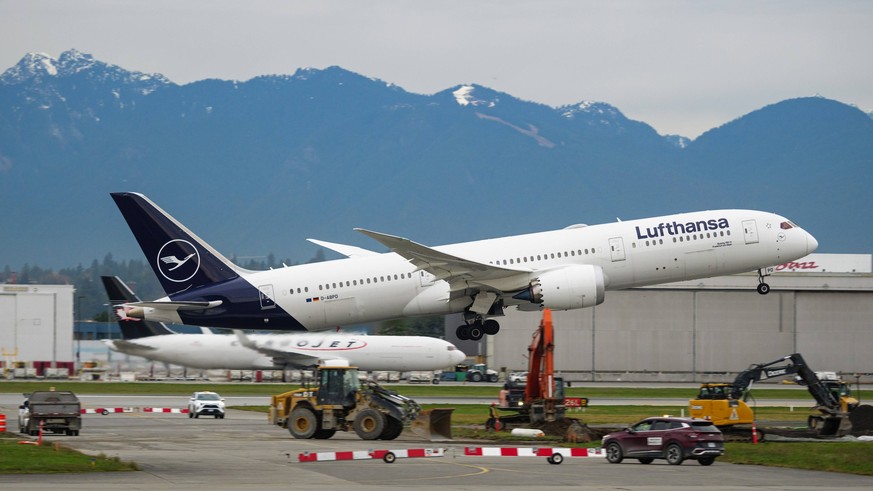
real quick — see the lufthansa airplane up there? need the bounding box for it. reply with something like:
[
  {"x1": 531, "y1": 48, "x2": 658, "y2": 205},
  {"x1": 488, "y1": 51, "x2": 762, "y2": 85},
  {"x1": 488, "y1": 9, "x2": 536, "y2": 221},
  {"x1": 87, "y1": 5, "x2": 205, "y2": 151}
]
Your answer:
[
  {"x1": 101, "y1": 276, "x2": 466, "y2": 371},
  {"x1": 111, "y1": 193, "x2": 818, "y2": 341}
]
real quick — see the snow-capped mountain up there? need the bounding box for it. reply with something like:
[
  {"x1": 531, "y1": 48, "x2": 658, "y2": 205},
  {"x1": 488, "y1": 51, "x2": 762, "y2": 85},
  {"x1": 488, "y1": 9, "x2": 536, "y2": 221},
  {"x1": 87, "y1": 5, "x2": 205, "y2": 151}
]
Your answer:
[{"x1": 0, "y1": 50, "x2": 871, "y2": 270}]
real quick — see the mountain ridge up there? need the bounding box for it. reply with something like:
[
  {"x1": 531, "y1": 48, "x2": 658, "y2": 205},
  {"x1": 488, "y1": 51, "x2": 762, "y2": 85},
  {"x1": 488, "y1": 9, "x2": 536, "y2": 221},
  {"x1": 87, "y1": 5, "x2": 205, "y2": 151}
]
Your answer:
[{"x1": 1, "y1": 50, "x2": 871, "y2": 270}]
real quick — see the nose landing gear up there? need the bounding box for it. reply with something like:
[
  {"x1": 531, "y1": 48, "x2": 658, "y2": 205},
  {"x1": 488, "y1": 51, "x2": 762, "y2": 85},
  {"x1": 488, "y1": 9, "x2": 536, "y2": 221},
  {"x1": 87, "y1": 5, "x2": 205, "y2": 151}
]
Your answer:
[{"x1": 757, "y1": 268, "x2": 771, "y2": 295}]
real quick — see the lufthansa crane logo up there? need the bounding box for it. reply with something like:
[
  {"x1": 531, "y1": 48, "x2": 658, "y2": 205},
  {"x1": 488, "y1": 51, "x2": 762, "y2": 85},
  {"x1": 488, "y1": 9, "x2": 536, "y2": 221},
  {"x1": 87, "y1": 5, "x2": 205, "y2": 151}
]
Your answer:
[{"x1": 157, "y1": 239, "x2": 201, "y2": 283}]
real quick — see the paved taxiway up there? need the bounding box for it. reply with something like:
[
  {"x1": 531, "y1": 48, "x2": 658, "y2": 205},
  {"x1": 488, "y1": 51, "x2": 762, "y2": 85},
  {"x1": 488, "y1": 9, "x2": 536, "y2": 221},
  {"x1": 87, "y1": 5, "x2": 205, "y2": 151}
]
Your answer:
[{"x1": 2, "y1": 396, "x2": 872, "y2": 490}]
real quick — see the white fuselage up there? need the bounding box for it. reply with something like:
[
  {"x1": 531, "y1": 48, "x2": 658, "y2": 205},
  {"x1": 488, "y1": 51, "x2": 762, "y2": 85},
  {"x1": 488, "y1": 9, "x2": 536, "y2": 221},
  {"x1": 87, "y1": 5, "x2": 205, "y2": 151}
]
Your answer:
[
  {"x1": 105, "y1": 332, "x2": 466, "y2": 371},
  {"x1": 144, "y1": 209, "x2": 817, "y2": 331}
]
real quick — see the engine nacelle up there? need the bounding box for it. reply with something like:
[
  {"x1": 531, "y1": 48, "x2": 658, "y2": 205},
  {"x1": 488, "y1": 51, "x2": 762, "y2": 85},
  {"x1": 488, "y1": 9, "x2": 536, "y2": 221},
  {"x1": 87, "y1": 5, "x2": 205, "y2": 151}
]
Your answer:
[{"x1": 513, "y1": 265, "x2": 606, "y2": 310}]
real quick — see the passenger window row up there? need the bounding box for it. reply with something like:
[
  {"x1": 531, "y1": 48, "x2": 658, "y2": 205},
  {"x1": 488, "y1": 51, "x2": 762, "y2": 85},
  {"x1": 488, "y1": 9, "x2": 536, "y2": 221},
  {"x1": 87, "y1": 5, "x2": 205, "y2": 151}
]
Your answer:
[
  {"x1": 490, "y1": 247, "x2": 595, "y2": 267},
  {"x1": 289, "y1": 272, "x2": 415, "y2": 295}
]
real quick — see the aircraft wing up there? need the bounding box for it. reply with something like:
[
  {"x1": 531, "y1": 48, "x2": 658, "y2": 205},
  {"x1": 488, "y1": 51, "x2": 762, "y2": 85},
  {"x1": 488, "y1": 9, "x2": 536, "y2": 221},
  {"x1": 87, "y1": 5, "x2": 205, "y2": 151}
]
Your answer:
[
  {"x1": 355, "y1": 228, "x2": 530, "y2": 290},
  {"x1": 234, "y1": 331, "x2": 333, "y2": 368},
  {"x1": 306, "y1": 238, "x2": 378, "y2": 258}
]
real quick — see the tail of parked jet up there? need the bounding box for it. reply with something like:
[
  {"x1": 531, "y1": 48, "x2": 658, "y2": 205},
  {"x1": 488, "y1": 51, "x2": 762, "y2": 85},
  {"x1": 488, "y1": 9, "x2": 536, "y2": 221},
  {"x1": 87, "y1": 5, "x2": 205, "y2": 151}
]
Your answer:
[
  {"x1": 101, "y1": 275, "x2": 176, "y2": 338},
  {"x1": 111, "y1": 192, "x2": 245, "y2": 296}
]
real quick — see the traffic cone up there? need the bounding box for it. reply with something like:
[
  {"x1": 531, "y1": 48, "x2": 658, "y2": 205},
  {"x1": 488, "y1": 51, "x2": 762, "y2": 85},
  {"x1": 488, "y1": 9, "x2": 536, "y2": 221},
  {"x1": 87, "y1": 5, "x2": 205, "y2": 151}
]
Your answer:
[{"x1": 752, "y1": 421, "x2": 758, "y2": 444}]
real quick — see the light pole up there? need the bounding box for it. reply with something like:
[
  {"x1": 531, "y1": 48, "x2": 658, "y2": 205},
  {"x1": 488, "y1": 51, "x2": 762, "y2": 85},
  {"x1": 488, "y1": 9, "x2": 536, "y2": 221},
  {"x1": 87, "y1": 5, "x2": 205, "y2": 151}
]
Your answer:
[{"x1": 76, "y1": 295, "x2": 84, "y2": 372}]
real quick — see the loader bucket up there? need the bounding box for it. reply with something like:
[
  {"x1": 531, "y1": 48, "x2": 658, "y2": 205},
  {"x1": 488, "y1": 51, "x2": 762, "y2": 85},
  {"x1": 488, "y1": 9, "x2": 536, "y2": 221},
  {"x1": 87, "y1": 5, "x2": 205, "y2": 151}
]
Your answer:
[{"x1": 410, "y1": 408, "x2": 454, "y2": 441}]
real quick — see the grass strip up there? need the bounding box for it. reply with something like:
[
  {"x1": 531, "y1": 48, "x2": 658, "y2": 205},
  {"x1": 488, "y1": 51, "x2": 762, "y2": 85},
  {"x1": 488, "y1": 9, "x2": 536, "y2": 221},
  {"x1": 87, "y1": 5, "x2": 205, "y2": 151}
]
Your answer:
[{"x1": 0, "y1": 435, "x2": 138, "y2": 474}]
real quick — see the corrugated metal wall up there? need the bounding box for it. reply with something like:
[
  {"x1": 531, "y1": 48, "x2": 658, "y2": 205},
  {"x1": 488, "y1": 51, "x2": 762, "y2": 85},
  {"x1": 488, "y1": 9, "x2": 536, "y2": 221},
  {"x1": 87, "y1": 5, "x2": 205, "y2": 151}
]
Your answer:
[{"x1": 466, "y1": 286, "x2": 873, "y2": 382}]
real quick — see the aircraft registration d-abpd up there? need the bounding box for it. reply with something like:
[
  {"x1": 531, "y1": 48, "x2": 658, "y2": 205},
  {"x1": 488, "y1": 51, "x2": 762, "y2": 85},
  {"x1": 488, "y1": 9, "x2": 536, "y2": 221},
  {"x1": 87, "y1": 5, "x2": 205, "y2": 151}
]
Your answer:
[
  {"x1": 101, "y1": 276, "x2": 465, "y2": 372},
  {"x1": 111, "y1": 192, "x2": 818, "y2": 341}
]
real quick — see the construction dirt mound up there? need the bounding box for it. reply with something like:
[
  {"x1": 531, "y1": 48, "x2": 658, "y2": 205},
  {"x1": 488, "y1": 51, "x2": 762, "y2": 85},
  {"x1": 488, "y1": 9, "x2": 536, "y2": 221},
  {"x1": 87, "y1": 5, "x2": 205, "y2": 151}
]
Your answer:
[
  {"x1": 849, "y1": 404, "x2": 873, "y2": 436},
  {"x1": 531, "y1": 418, "x2": 608, "y2": 442}
]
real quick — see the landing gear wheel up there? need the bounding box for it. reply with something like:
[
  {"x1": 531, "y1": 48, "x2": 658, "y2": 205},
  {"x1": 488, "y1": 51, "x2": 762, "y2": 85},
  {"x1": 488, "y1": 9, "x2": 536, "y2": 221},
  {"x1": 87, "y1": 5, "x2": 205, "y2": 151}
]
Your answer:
[
  {"x1": 483, "y1": 319, "x2": 500, "y2": 335},
  {"x1": 468, "y1": 323, "x2": 484, "y2": 341},
  {"x1": 456, "y1": 325, "x2": 470, "y2": 341},
  {"x1": 549, "y1": 452, "x2": 564, "y2": 465},
  {"x1": 353, "y1": 408, "x2": 386, "y2": 440},
  {"x1": 757, "y1": 282, "x2": 770, "y2": 295}
]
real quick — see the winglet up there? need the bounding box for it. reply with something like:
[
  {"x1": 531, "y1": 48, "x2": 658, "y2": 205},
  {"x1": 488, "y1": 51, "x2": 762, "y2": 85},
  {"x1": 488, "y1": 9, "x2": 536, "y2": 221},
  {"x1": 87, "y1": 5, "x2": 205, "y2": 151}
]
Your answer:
[{"x1": 306, "y1": 238, "x2": 378, "y2": 258}]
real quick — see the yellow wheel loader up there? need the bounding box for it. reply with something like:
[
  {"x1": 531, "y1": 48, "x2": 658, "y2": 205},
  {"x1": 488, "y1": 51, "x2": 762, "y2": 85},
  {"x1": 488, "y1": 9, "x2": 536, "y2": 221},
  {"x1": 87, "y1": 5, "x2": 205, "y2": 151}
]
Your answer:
[{"x1": 270, "y1": 361, "x2": 453, "y2": 441}]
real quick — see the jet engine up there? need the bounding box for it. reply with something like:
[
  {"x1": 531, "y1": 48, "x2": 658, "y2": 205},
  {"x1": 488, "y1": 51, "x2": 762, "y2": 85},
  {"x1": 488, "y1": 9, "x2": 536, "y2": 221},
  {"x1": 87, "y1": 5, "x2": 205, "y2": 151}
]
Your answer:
[{"x1": 512, "y1": 264, "x2": 606, "y2": 310}]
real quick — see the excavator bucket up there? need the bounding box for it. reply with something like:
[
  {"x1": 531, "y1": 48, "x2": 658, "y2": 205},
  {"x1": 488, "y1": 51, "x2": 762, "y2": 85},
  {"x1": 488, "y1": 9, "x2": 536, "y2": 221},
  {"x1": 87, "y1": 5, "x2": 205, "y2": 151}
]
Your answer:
[{"x1": 409, "y1": 408, "x2": 454, "y2": 441}]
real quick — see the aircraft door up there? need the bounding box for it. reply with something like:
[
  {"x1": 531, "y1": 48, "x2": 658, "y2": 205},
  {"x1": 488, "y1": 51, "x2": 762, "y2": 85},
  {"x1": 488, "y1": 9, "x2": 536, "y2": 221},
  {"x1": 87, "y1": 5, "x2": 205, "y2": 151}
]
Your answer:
[
  {"x1": 258, "y1": 285, "x2": 276, "y2": 310},
  {"x1": 608, "y1": 237, "x2": 626, "y2": 262},
  {"x1": 742, "y1": 220, "x2": 759, "y2": 245}
]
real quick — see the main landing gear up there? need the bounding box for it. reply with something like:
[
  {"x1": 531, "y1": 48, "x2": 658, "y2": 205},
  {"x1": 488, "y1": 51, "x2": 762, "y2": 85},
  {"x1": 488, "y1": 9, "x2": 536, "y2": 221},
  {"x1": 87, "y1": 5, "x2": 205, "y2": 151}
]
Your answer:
[
  {"x1": 456, "y1": 317, "x2": 500, "y2": 341},
  {"x1": 756, "y1": 268, "x2": 771, "y2": 295}
]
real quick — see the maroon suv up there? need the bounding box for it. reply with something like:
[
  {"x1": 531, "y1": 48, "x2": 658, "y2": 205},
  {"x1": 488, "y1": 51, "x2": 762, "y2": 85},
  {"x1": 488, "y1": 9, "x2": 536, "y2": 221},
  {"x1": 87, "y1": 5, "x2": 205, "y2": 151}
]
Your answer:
[{"x1": 602, "y1": 416, "x2": 724, "y2": 465}]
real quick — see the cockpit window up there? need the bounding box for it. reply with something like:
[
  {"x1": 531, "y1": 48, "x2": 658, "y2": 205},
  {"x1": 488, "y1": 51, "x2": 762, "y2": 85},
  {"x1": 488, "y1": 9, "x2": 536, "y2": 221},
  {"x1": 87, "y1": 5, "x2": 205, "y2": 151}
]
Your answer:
[{"x1": 780, "y1": 221, "x2": 796, "y2": 230}]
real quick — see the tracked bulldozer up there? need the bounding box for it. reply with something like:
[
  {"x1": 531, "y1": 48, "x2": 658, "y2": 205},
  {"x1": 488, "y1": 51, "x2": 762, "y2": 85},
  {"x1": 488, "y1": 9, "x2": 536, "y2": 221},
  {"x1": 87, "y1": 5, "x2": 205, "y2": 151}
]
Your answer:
[{"x1": 269, "y1": 361, "x2": 453, "y2": 441}]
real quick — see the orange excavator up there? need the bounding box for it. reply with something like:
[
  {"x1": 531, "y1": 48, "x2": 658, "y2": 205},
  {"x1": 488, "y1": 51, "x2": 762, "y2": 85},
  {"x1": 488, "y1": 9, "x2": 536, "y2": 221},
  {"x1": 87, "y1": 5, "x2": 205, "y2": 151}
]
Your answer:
[{"x1": 487, "y1": 309, "x2": 585, "y2": 429}]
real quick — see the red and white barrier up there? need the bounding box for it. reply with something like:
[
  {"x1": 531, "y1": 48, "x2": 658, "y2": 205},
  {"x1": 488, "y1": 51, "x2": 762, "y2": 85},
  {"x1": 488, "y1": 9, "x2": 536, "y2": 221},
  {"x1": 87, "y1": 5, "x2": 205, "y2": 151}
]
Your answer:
[
  {"x1": 81, "y1": 407, "x2": 135, "y2": 415},
  {"x1": 464, "y1": 446, "x2": 605, "y2": 464},
  {"x1": 143, "y1": 407, "x2": 189, "y2": 414},
  {"x1": 299, "y1": 447, "x2": 445, "y2": 464}
]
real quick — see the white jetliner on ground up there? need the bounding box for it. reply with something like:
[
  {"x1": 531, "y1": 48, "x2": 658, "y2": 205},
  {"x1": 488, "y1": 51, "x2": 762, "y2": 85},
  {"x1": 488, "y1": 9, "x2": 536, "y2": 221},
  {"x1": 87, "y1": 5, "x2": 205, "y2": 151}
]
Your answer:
[
  {"x1": 111, "y1": 193, "x2": 818, "y2": 341},
  {"x1": 101, "y1": 276, "x2": 465, "y2": 371}
]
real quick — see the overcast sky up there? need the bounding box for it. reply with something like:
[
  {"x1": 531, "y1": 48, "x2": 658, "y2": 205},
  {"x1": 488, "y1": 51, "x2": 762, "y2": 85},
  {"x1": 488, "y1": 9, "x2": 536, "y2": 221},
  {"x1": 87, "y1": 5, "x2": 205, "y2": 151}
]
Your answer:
[{"x1": 2, "y1": 0, "x2": 871, "y2": 138}]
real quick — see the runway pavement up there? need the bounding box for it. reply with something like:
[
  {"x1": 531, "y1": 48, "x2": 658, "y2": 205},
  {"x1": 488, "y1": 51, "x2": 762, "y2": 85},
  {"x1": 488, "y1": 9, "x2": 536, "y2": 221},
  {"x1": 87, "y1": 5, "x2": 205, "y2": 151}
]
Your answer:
[{"x1": 2, "y1": 395, "x2": 872, "y2": 490}]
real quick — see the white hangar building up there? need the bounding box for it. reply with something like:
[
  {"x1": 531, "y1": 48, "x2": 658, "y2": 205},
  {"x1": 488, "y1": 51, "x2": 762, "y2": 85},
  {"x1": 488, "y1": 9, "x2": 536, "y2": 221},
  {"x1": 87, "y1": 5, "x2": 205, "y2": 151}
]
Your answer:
[
  {"x1": 0, "y1": 284, "x2": 75, "y2": 375},
  {"x1": 450, "y1": 254, "x2": 873, "y2": 383}
]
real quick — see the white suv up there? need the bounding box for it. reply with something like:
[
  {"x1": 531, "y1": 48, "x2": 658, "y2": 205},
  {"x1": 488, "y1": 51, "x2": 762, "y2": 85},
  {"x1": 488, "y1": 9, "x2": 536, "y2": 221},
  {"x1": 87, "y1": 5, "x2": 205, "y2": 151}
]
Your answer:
[{"x1": 188, "y1": 391, "x2": 225, "y2": 419}]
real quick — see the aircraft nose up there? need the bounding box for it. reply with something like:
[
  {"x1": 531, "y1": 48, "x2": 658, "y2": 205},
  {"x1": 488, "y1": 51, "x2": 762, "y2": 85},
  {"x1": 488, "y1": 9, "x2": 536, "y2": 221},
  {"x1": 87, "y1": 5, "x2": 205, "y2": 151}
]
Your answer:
[
  {"x1": 806, "y1": 231, "x2": 819, "y2": 254},
  {"x1": 450, "y1": 346, "x2": 466, "y2": 365}
]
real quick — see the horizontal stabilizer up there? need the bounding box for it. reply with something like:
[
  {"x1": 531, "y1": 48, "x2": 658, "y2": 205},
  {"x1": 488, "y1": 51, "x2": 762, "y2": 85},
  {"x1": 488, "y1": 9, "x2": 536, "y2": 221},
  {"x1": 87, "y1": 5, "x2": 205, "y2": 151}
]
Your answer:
[
  {"x1": 105, "y1": 339, "x2": 158, "y2": 352},
  {"x1": 122, "y1": 300, "x2": 223, "y2": 312}
]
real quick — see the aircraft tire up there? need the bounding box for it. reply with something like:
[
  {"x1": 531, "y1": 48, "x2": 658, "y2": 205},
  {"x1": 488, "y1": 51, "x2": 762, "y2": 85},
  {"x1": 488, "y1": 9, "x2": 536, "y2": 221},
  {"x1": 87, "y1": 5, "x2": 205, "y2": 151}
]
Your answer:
[
  {"x1": 483, "y1": 319, "x2": 500, "y2": 335},
  {"x1": 757, "y1": 282, "x2": 770, "y2": 295},
  {"x1": 456, "y1": 325, "x2": 470, "y2": 340},
  {"x1": 469, "y1": 324, "x2": 484, "y2": 341}
]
